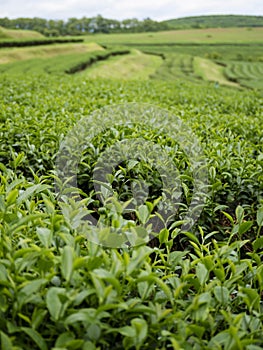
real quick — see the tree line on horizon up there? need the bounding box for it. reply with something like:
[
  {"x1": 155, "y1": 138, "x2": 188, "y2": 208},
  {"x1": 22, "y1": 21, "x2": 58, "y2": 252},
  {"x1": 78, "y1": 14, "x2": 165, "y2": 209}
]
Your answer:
[
  {"x1": 0, "y1": 15, "x2": 169, "y2": 36},
  {"x1": 1, "y1": 14, "x2": 262, "y2": 37}
]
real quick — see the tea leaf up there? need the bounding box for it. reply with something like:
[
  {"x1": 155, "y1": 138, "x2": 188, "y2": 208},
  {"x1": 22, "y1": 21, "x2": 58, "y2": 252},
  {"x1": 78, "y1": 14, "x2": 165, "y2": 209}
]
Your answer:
[
  {"x1": 61, "y1": 246, "x2": 74, "y2": 282},
  {"x1": 21, "y1": 328, "x2": 48, "y2": 350}
]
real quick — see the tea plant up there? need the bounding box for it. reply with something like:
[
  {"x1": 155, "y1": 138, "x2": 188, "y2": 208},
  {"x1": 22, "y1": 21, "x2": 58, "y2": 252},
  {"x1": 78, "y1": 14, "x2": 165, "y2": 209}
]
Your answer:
[{"x1": 0, "y1": 72, "x2": 262, "y2": 349}]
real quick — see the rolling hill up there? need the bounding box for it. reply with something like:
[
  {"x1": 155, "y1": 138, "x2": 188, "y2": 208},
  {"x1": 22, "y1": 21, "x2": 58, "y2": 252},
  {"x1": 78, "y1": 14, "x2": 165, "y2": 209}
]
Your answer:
[{"x1": 162, "y1": 15, "x2": 263, "y2": 29}]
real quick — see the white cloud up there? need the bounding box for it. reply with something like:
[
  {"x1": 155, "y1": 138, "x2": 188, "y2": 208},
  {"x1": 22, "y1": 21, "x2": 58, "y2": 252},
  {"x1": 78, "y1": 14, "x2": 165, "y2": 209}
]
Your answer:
[{"x1": 0, "y1": 0, "x2": 262, "y2": 20}]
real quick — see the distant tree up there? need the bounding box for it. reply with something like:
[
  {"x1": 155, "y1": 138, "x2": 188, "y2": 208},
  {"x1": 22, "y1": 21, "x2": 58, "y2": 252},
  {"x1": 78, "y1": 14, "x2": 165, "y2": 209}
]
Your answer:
[
  {"x1": 66, "y1": 18, "x2": 82, "y2": 35},
  {"x1": 0, "y1": 14, "x2": 170, "y2": 36}
]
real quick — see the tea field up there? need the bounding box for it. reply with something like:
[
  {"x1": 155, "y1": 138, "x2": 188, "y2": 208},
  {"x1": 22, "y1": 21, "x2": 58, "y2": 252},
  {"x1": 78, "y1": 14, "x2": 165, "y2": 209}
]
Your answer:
[
  {"x1": 89, "y1": 27, "x2": 263, "y2": 45},
  {"x1": 0, "y1": 31, "x2": 263, "y2": 349},
  {"x1": 224, "y1": 61, "x2": 263, "y2": 90}
]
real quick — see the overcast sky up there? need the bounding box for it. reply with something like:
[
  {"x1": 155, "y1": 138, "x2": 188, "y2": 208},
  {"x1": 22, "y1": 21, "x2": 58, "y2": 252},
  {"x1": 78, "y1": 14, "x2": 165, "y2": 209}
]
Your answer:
[{"x1": 1, "y1": 0, "x2": 263, "y2": 21}]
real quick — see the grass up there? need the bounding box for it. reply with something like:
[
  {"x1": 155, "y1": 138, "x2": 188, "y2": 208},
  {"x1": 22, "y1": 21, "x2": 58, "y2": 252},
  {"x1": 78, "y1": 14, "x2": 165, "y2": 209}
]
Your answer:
[
  {"x1": 0, "y1": 42, "x2": 103, "y2": 65},
  {"x1": 0, "y1": 25, "x2": 44, "y2": 40},
  {"x1": 193, "y1": 57, "x2": 240, "y2": 87},
  {"x1": 81, "y1": 49, "x2": 162, "y2": 80}
]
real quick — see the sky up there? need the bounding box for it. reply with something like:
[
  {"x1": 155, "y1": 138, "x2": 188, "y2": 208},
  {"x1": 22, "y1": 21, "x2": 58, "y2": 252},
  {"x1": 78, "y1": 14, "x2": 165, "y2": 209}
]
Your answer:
[{"x1": 0, "y1": 0, "x2": 263, "y2": 21}]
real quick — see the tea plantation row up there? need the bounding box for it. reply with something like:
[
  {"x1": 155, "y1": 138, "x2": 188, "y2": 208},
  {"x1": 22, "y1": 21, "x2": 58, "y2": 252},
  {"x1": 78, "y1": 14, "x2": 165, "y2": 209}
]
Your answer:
[
  {"x1": 0, "y1": 74, "x2": 262, "y2": 349},
  {"x1": 0, "y1": 48, "x2": 129, "y2": 76}
]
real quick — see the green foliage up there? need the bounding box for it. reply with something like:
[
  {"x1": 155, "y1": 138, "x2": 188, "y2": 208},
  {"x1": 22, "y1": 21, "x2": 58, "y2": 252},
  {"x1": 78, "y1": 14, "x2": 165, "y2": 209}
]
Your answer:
[
  {"x1": 0, "y1": 61, "x2": 262, "y2": 348},
  {"x1": 0, "y1": 37, "x2": 84, "y2": 48},
  {"x1": 0, "y1": 161, "x2": 262, "y2": 348},
  {"x1": 0, "y1": 16, "x2": 169, "y2": 36},
  {"x1": 0, "y1": 48, "x2": 130, "y2": 75},
  {"x1": 65, "y1": 48, "x2": 130, "y2": 74},
  {"x1": 224, "y1": 61, "x2": 263, "y2": 90},
  {"x1": 136, "y1": 44, "x2": 263, "y2": 62}
]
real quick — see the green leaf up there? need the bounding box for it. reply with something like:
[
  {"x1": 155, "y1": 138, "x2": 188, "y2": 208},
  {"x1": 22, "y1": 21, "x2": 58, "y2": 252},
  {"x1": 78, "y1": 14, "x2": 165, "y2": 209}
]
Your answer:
[
  {"x1": 182, "y1": 231, "x2": 199, "y2": 245},
  {"x1": 87, "y1": 324, "x2": 101, "y2": 341},
  {"x1": 235, "y1": 205, "x2": 244, "y2": 224},
  {"x1": 61, "y1": 246, "x2": 74, "y2": 282},
  {"x1": 6, "y1": 189, "x2": 18, "y2": 206},
  {"x1": 83, "y1": 341, "x2": 96, "y2": 350},
  {"x1": 256, "y1": 206, "x2": 263, "y2": 226},
  {"x1": 0, "y1": 332, "x2": 12, "y2": 350},
  {"x1": 159, "y1": 228, "x2": 169, "y2": 244},
  {"x1": 0, "y1": 264, "x2": 7, "y2": 281},
  {"x1": 238, "y1": 221, "x2": 253, "y2": 235},
  {"x1": 21, "y1": 328, "x2": 48, "y2": 350},
  {"x1": 13, "y1": 152, "x2": 24, "y2": 168},
  {"x1": 17, "y1": 184, "x2": 50, "y2": 205},
  {"x1": 36, "y1": 227, "x2": 53, "y2": 248},
  {"x1": 253, "y1": 237, "x2": 263, "y2": 251},
  {"x1": 20, "y1": 279, "x2": 46, "y2": 296},
  {"x1": 240, "y1": 288, "x2": 260, "y2": 310},
  {"x1": 247, "y1": 346, "x2": 263, "y2": 350},
  {"x1": 93, "y1": 269, "x2": 121, "y2": 295},
  {"x1": 18, "y1": 279, "x2": 46, "y2": 307},
  {"x1": 222, "y1": 211, "x2": 234, "y2": 225},
  {"x1": 208, "y1": 331, "x2": 231, "y2": 348},
  {"x1": 137, "y1": 205, "x2": 150, "y2": 224},
  {"x1": 196, "y1": 263, "x2": 208, "y2": 285},
  {"x1": 55, "y1": 332, "x2": 75, "y2": 347},
  {"x1": 214, "y1": 286, "x2": 229, "y2": 305},
  {"x1": 131, "y1": 318, "x2": 148, "y2": 344},
  {"x1": 46, "y1": 287, "x2": 65, "y2": 321},
  {"x1": 188, "y1": 324, "x2": 205, "y2": 338},
  {"x1": 209, "y1": 166, "x2": 216, "y2": 180},
  {"x1": 126, "y1": 246, "x2": 152, "y2": 275},
  {"x1": 65, "y1": 308, "x2": 97, "y2": 325},
  {"x1": 118, "y1": 326, "x2": 136, "y2": 338},
  {"x1": 31, "y1": 309, "x2": 47, "y2": 330},
  {"x1": 127, "y1": 159, "x2": 139, "y2": 170},
  {"x1": 137, "y1": 274, "x2": 172, "y2": 301}
]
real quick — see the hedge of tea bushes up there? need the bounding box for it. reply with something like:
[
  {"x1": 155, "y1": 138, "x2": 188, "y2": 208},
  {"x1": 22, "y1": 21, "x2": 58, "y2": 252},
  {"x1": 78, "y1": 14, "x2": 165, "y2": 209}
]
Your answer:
[{"x1": 0, "y1": 73, "x2": 262, "y2": 349}]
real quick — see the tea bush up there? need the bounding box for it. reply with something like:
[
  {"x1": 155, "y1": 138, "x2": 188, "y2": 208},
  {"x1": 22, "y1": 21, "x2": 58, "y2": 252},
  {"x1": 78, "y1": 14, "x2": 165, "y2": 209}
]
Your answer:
[
  {"x1": 0, "y1": 48, "x2": 130, "y2": 75},
  {"x1": 0, "y1": 73, "x2": 262, "y2": 349}
]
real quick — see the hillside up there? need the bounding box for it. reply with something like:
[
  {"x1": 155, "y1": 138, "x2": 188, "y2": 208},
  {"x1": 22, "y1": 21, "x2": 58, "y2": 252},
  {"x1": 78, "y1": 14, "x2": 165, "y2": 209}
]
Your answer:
[
  {"x1": 0, "y1": 42, "x2": 102, "y2": 65},
  {"x1": 0, "y1": 25, "x2": 44, "y2": 39},
  {"x1": 91, "y1": 27, "x2": 263, "y2": 45},
  {"x1": 162, "y1": 15, "x2": 263, "y2": 29}
]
